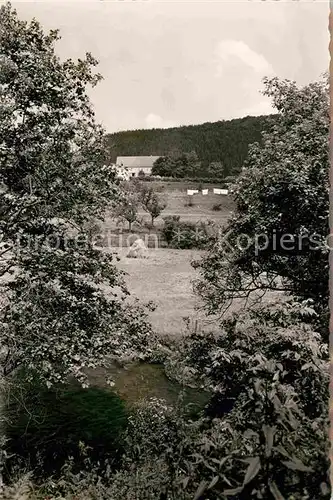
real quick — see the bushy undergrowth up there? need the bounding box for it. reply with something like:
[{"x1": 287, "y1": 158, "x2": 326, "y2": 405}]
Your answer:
[
  {"x1": 4, "y1": 393, "x2": 329, "y2": 499},
  {"x1": 161, "y1": 216, "x2": 214, "y2": 249},
  {"x1": 2, "y1": 299, "x2": 330, "y2": 499},
  {"x1": 160, "y1": 299, "x2": 330, "y2": 498},
  {"x1": 165, "y1": 299, "x2": 328, "y2": 416}
]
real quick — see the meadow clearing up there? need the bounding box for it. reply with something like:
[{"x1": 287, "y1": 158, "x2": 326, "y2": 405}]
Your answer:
[
  {"x1": 141, "y1": 180, "x2": 235, "y2": 222},
  {"x1": 103, "y1": 179, "x2": 235, "y2": 231},
  {"x1": 101, "y1": 181, "x2": 235, "y2": 337},
  {"x1": 115, "y1": 247, "x2": 213, "y2": 337},
  {"x1": 103, "y1": 181, "x2": 280, "y2": 338},
  {"x1": 89, "y1": 246, "x2": 217, "y2": 406},
  {"x1": 97, "y1": 181, "x2": 281, "y2": 403}
]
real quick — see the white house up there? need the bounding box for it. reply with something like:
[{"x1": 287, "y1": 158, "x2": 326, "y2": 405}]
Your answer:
[{"x1": 116, "y1": 156, "x2": 160, "y2": 179}]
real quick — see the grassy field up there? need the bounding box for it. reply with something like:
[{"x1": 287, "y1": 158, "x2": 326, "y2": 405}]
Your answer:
[
  {"x1": 89, "y1": 246, "x2": 217, "y2": 405},
  {"x1": 103, "y1": 180, "x2": 235, "y2": 230},
  {"x1": 111, "y1": 246, "x2": 284, "y2": 338},
  {"x1": 99, "y1": 181, "x2": 282, "y2": 339},
  {"x1": 150, "y1": 181, "x2": 234, "y2": 224},
  {"x1": 100, "y1": 182, "x2": 231, "y2": 337},
  {"x1": 114, "y1": 248, "x2": 216, "y2": 337}
]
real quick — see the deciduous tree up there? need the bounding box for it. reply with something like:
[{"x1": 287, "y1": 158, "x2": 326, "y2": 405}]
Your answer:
[
  {"x1": 207, "y1": 161, "x2": 225, "y2": 179},
  {"x1": 152, "y1": 156, "x2": 173, "y2": 177},
  {"x1": 0, "y1": 3, "x2": 153, "y2": 387},
  {"x1": 152, "y1": 152, "x2": 201, "y2": 178},
  {"x1": 138, "y1": 185, "x2": 167, "y2": 226},
  {"x1": 193, "y1": 75, "x2": 329, "y2": 338}
]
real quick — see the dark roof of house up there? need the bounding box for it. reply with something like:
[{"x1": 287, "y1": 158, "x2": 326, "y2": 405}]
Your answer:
[{"x1": 116, "y1": 156, "x2": 160, "y2": 168}]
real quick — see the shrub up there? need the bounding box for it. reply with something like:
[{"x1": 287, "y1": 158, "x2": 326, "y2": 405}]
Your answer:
[
  {"x1": 178, "y1": 400, "x2": 329, "y2": 500},
  {"x1": 212, "y1": 203, "x2": 222, "y2": 211},
  {"x1": 185, "y1": 197, "x2": 194, "y2": 207},
  {"x1": 107, "y1": 397, "x2": 200, "y2": 500},
  {"x1": 161, "y1": 299, "x2": 330, "y2": 498},
  {"x1": 161, "y1": 216, "x2": 180, "y2": 245},
  {"x1": 4, "y1": 375, "x2": 128, "y2": 478},
  {"x1": 173, "y1": 222, "x2": 200, "y2": 249},
  {"x1": 161, "y1": 217, "x2": 211, "y2": 249},
  {"x1": 166, "y1": 299, "x2": 329, "y2": 417}
]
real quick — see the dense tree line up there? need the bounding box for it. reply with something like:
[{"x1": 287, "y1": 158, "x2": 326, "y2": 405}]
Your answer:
[{"x1": 106, "y1": 115, "x2": 278, "y2": 177}]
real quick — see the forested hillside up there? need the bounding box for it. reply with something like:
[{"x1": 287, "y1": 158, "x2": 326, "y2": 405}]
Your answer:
[{"x1": 106, "y1": 114, "x2": 278, "y2": 176}]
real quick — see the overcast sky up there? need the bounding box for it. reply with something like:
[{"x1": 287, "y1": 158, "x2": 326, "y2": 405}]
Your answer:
[{"x1": 13, "y1": 1, "x2": 329, "y2": 133}]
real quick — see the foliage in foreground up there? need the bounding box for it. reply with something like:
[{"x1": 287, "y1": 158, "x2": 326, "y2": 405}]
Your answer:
[
  {"x1": 2, "y1": 300, "x2": 329, "y2": 499},
  {"x1": 194, "y1": 75, "x2": 329, "y2": 339},
  {"x1": 0, "y1": 3, "x2": 155, "y2": 388},
  {"x1": 161, "y1": 299, "x2": 330, "y2": 499},
  {"x1": 3, "y1": 397, "x2": 329, "y2": 499}
]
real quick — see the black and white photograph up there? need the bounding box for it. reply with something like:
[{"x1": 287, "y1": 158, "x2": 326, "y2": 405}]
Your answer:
[{"x1": 0, "y1": 0, "x2": 330, "y2": 498}]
